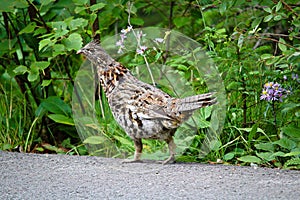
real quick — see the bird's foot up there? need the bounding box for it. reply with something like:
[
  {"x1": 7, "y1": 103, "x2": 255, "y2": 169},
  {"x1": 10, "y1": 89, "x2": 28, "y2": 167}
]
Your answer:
[
  {"x1": 121, "y1": 159, "x2": 143, "y2": 164},
  {"x1": 157, "y1": 156, "x2": 176, "y2": 165}
]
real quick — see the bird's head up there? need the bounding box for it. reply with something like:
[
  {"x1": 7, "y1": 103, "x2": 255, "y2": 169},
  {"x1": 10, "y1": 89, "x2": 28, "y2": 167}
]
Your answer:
[{"x1": 77, "y1": 39, "x2": 114, "y2": 70}]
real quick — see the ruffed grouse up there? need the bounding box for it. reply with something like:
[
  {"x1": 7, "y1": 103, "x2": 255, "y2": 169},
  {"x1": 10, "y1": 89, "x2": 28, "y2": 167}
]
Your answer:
[{"x1": 77, "y1": 40, "x2": 217, "y2": 164}]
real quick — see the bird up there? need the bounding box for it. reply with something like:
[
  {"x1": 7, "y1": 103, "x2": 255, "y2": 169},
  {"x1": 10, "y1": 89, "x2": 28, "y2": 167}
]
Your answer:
[{"x1": 77, "y1": 39, "x2": 217, "y2": 164}]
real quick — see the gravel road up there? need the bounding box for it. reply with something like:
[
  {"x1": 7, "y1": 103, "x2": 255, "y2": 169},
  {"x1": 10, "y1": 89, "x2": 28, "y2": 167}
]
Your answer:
[{"x1": 0, "y1": 151, "x2": 299, "y2": 200}]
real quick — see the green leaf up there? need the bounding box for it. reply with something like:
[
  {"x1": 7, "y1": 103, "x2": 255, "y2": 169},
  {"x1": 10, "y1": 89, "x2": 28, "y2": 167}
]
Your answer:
[
  {"x1": 284, "y1": 151, "x2": 300, "y2": 157},
  {"x1": 40, "y1": 0, "x2": 55, "y2": 6},
  {"x1": 248, "y1": 124, "x2": 258, "y2": 141},
  {"x1": 48, "y1": 114, "x2": 74, "y2": 125},
  {"x1": 130, "y1": 18, "x2": 144, "y2": 26},
  {"x1": 13, "y1": 65, "x2": 28, "y2": 75},
  {"x1": 53, "y1": 44, "x2": 65, "y2": 56},
  {"x1": 75, "y1": 6, "x2": 87, "y2": 13},
  {"x1": 90, "y1": 3, "x2": 106, "y2": 12},
  {"x1": 27, "y1": 71, "x2": 39, "y2": 82},
  {"x1": 113, "y1": 135, "x2": 133, "y2": 146},
  {"x1": 39, "y1": 38, "x2": 52, "y2": 51},
  {"x1": 209, "y1": 140, "x2": 222, "y2": 151},
  {"x1": 263, "y1": 14, "x2": 273, "y2": 22},
  {"x1": 0, "y1": 0, "x2": 28, "y2": 12},
  {"x1": 275, "y1": 1, "x2": 282, "y2": 12},
  {"x1": 73, "y1": 0, "x2": 88, "y2": 5},
  {"x1": 284, "y1": 158, "x2": 300, "y2": 169},
  {"x1": 274, "y1": 15, "x2": 282, "y2": 21},
  {"x1": 19, "y1": 22, "x2": 36, "y2": 35},
  {"x1": 31, "y1": 61, "x2": 50, "y2": 70},
  {"x1": 173, "y1": 17, "x2": 190, "y2": 28},
  {"x1": 41, "y1": 79, "x2": 52, "y2": 87},
  {"x1": 62, "y1": 33, "x2": 83, "y2": 51},
  {"x1": 260, "y1": 53, "x2": 273, "y2": 60},
  {"x1": 83, "y1": 136, "x2": 106, "y2": 145},
  {"x1": 255, "y1": 142, "x2": 274, "y2": 152},
  {"x1": 223, "y1": 152, "x2": 235, "y2": 161},
  {"x1": 67, "y1": 18, "x2": 88, "y2": 31},
  {"x1": 238, "y1": 155, "x2": 261, "y2": 164},
  {"x1": 256, "y1": 152, "x2": 275, "y2": 161},
  {"x1": 278, "y1": 38, "x2": 287, "y2": 52},
  {"x1": 41, "y1": 96, "x2": 72, "y2": 116},
  {"x1": 263, "y1": 7, "x2": 272, "y2": 13},
  {"x1": 282, "y1": 125, "x2": 300, "y2": 139},
  {"x1": 273, "y1": 138, "x2": 296, "y2": 150}
]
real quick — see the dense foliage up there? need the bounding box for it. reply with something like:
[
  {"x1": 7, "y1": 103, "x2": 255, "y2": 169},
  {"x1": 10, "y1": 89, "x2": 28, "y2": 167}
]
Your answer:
[{"x1": 0, "y1": 0, "x2": 299, "y2": 169}]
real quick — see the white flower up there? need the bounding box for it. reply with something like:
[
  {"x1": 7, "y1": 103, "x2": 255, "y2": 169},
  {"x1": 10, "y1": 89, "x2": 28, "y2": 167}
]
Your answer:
[{"x1": 121, "y1": 26, "x2": 133, "y2": 34}]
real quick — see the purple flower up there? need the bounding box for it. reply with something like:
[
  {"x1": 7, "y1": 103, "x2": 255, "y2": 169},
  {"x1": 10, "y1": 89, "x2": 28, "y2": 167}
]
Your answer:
[
  {"x1": 136, "y1": 46, "x2": 147, "y2": 55},
  {"x1": 260, "y1": 82, "x2": 288, "y2": 102}
]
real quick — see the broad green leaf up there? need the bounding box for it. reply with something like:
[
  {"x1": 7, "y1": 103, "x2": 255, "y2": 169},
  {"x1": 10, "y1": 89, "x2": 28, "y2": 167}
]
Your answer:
[
  {"x1": 256, "y1": 152, "x2": 275, "y2": 161},
  {"x1": 41, "y1": 96, "x2": 72, "y2": 116},
  {"x1": 273, "y1": 138, "x2": 296, "y2": 150},
  {"x1": 130, "y1": 18, "x2": 144, "y2": 26},
  {"x1": 260, "y1": 53, "x2": 273, "y2": 60},
  {"x1": 83, "y1": 136, "x2": 106, "y2": 144},
  {"x1": 248, "y1": 123, "x2": 258, "y2": 141},
  {"x1": 27, "y1": 71, "x2": 39, "y2": 82},
  {"x1": 278, "y1": 38, "x2": 287, "y2": 52},
  {"x1": 238, "y1": 155, "x2": 261, "y2": 164},
  {"x1": 263, "y1": 14, "x2": 273, "y2": 22},
  {"x1": 0, "y1": 0, "x2": 28, "y2": 12},
  {"x1": 284, "y1": 158, "x2": 300, "y2": 169},
  {"x1": 63, "y1": 33, "x2": 83, "y2": 51},
  {"x1": 255, "y1": 142, "x2": 274, "y2": 152},
  {"x1": 53, "y1": 44, "x2": 65, "y2": 56},
  {"x1": 41, "y1": 79, "x2": 52, "y2": 87},
  {"x1": 31, "y1": 61, "x2": 50, "y2": 70},
  {"x1": 284, "y1": 151, "x2": 300, "y2": 157},
  {"x1": 275, "y1": 1, "x2": 282, "y2": 12},
  {"x1": 75, "y1": 6, "x2": 86, "y2": 13},
  {"x1": 67, "y1": 18, "x2": 88, "y2": 31},
  {"x1": 73, "y1": 0, "x2": 88, "y2": 5},
  {"x1": 282, "y1": 125, "x2": 300, "y2": 139},
  {"x1": 19, "y1": 22, "x2": 36, "y2": 34},
  {"x1": 223, "y1": 152, "x2": 235, "y2": 161},
  {"x1": 39, "y1": 38, "x2": 52, "y2": 51},
  {"x1": 263, "y1": 7, "x2": 272, "y2": 13},
  {"x1": 13, "y1": 65, "x2": 28, "y2": 75},
  {"x1": 274, "y1": 15, "x2": 282, "y2": 21},
  {"x1": 90, "y1": 3, "x2": 106, "y2": 12},
  {"x1": 48, "y1": 114, "x2": 74, "y2": 125},
  {"x1": 40, "y1": 0, "x2": 55, "y2": 6}
]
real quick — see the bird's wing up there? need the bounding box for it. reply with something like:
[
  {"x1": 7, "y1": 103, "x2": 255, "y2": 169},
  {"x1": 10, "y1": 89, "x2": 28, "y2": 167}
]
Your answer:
[{"x1": 126, "y1": 92, "x2": 172, "y2": 120}]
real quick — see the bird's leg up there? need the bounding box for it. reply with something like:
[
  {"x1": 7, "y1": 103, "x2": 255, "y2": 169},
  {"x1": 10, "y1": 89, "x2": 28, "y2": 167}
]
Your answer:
[
  {"x1": 162, "y1": 136, "x2": 176, "y2": 164},
  {"x1": 122, "y1": 138, "x2": 143, "y2": 163}
]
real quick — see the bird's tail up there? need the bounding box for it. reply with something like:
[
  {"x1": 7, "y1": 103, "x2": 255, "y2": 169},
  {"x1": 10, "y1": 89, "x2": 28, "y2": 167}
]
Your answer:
[{"x1": 175, "y1": 92, "x2": 217, "y2": 113}]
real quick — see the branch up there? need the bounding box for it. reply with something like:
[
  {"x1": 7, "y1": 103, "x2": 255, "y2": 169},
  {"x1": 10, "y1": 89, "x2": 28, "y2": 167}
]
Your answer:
[{"x1": 90, "y1": 0, "x2": 101, "y2": 40}]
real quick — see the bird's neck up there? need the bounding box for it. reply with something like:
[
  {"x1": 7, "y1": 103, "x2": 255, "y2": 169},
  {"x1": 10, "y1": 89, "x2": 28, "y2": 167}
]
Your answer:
[{"x1": 97, "y1": 62, "x2": 128, "y2": 93}]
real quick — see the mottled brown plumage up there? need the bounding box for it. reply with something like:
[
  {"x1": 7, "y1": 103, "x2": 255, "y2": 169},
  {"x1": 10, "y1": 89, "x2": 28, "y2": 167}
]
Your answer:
[{"x1": 77, "y1": 40, "x2": 217, "y2": 164}]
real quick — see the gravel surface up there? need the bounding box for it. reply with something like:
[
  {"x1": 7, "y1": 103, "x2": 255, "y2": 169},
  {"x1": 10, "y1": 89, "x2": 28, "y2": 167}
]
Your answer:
[{"x1": 0, "y1": 151, "x2": 299, "y2": 200}]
